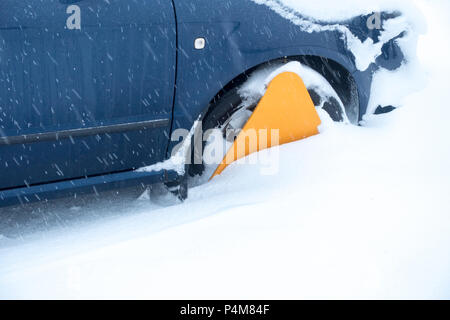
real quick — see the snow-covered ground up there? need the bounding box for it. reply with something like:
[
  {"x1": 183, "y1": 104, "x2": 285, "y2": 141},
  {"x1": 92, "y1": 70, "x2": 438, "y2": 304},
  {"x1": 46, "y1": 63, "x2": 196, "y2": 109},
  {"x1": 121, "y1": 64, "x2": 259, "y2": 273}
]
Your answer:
[{"x1": 1, "y1": 0, "x2": 450, "y2": 299}]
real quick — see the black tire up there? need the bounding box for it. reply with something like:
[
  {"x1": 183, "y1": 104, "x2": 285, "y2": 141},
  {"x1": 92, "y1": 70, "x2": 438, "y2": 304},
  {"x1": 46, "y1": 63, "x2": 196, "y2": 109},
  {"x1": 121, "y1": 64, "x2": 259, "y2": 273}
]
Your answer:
[
  {"x1": 308, "y1": 89, "x2": 345, "y2": 122},
  {"x1": 188, "y1": 86, "x2": 244, "y2": 177}
]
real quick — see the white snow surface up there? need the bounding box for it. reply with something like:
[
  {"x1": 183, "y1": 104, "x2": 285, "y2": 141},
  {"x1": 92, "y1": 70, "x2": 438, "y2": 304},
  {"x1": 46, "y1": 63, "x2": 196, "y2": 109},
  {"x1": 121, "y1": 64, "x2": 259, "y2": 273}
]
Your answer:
[{"x1": 1, "y1": 0, "x2": 450, "y2": 299}]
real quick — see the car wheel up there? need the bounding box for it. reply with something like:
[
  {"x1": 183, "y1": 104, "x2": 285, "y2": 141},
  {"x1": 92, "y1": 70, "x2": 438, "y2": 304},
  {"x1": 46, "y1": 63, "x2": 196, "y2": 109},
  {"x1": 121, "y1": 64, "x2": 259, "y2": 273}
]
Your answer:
[{"x1": 189, "y1": 69, "x2": 358, "y2": 178}]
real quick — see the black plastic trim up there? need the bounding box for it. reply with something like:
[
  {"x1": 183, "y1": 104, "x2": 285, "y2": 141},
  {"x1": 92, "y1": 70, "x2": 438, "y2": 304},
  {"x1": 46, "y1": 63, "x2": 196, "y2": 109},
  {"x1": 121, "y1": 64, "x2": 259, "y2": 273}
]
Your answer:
[{"x1": 0, "y1": 119, "x2": 170, "y2": 146}]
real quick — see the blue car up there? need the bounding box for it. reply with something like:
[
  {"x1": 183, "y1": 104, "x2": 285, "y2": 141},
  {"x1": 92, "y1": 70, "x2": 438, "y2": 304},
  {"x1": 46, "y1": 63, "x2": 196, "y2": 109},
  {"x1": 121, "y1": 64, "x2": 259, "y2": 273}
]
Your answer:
[{"x1": 0, "y1": 0, "x2": 407, "y2": 207}]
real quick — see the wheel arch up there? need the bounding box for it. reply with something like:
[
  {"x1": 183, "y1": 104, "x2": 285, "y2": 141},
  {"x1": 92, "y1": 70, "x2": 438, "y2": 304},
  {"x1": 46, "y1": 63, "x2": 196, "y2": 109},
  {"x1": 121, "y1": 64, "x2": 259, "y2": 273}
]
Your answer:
[
  {"x1": 166, "y1": 49, "x2": 366, "y2": 159},
  {"x1": 201, "y1": 54, "x2": 361, "y2": 126}
]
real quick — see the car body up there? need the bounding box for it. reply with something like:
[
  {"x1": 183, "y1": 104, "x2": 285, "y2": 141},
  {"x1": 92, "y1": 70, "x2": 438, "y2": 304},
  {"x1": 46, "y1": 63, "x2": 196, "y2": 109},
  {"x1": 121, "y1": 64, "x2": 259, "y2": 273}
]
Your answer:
[{"x1": 0, "y1": 0, "x2": 406, "y2": 207}]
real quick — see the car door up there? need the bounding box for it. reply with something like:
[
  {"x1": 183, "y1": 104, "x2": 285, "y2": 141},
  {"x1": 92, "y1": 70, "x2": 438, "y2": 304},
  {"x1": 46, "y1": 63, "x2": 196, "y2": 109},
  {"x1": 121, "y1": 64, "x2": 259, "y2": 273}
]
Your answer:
[{"x1": 0, "y1": 0, "x2": 176, "y2": 191}]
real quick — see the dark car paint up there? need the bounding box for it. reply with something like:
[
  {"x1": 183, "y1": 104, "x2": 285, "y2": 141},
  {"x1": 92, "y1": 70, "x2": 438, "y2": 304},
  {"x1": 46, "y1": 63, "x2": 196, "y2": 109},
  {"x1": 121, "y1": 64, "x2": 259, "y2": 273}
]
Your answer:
[
  {"x1": 0, "y1": 0, "x2": 176, "y2": 191},
  {"x1": 0, "y1": 0, "x2": 405, "y2": 207}
]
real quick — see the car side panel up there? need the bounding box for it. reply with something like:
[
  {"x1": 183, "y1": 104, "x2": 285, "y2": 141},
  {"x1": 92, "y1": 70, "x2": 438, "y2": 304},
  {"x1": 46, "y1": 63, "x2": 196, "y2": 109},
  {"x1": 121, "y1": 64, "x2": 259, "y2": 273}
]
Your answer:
[{"x1": 0, "y1": 0, "x2": 177, "y2": 190}]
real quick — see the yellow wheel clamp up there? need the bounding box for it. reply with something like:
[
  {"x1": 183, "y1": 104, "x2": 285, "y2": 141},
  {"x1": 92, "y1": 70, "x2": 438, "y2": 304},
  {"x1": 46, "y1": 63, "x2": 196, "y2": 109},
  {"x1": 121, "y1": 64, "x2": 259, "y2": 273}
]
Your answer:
[{"x1": 211, "y1": 72, "x2": 322, "y2": 179}]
